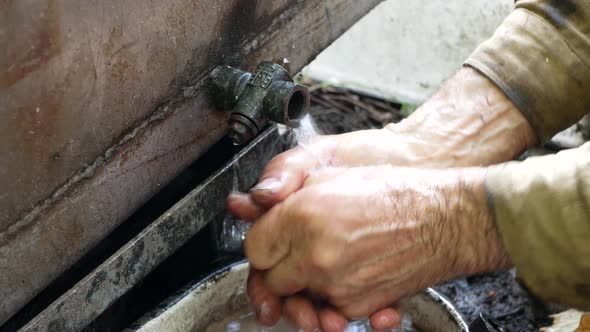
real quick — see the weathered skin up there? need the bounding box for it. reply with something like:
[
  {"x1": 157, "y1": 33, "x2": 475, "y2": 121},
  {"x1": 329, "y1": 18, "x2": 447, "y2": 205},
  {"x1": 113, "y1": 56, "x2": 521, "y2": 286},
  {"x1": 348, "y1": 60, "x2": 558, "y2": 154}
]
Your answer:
[
  {"x1": 232, "y1": 0, "x2": 590, "y2": 329},
  {"x1": 227, "y1": 67, "x2": 537, "y2": 332},
  {"x1": 244, "y1": 165, "x2": 508, "y2": 317}
]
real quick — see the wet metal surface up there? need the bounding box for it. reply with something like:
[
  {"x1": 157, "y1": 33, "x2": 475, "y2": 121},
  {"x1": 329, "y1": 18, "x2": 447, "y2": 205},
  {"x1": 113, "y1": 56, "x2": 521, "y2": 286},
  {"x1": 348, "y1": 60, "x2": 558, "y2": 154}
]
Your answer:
[
  {"x1": 20, "y1": 126, "x2": 286, "y2": 332},
  {"x1": 209, "y1": 61, "x2": 309, "y2": 145},
  {"x1": 0, "y1": 0, "x2": 383, "y2": 325}
]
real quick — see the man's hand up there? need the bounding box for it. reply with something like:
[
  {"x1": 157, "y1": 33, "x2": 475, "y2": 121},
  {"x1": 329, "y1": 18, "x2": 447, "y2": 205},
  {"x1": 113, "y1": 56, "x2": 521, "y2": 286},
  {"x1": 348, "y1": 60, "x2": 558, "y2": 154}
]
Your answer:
[
  {"x1": 230, "y1": 66, "x2": 536, "y2": 224},
  {"x1": 239, "y1": 166, "x2": 511, "y2": 327},
  {"x1": 226, "y1": 67, "x2": 536, "y2": 331},
  {"x1": 230, "y1": 166, "x2": 512, "y2": 331}
]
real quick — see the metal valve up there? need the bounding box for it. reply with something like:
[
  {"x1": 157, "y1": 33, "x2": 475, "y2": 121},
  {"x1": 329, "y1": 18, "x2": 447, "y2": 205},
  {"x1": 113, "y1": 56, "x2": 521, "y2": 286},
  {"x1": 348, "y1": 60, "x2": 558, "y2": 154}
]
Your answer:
[{"x1": 208, "y1": 59, "x2": 310, "y2": 145}]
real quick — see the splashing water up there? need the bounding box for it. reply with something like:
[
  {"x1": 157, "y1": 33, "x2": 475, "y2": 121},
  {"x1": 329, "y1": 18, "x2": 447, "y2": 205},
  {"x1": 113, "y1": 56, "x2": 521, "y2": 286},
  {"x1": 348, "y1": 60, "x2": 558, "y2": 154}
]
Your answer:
[
  {"x1": 293, "y1": 114, "x2": 320, "y2": 145},
  {"x1": 220, "y1": 314, "x2": 298, "y2": 332},
  {"x1": 213, "y1": 311, "x2": 416, "y2": 332},
  {"x1": 289, "y1": 113, "x2": 335, "y2": 171}
]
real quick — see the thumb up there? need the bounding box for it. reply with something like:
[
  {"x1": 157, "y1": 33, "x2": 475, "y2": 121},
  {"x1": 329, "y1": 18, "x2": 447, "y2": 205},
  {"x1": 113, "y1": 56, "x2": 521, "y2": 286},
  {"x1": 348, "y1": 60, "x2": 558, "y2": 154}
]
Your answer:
[
  {"x1": 226, "y1": 192, "x2": 266, "y2": 222},
  {"x1": 370, "y1": 307, "x2": 403, "y2": 331},
  {"x1": 244, "y1": 204, "x2": 291, "y2": 270},
  {"x1": 250, "y1": 145, "x2": 328, "y2": 208},
  {"x1": 249, "y1": 171, "x2": 305, "y2": 209}
]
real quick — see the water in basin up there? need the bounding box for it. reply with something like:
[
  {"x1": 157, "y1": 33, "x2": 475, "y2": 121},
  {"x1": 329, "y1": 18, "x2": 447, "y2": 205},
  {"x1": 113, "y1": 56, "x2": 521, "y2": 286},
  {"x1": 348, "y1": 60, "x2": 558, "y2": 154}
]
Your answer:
[{"x1": 205, "y1": 308, "x2": 417, "y2": 331}]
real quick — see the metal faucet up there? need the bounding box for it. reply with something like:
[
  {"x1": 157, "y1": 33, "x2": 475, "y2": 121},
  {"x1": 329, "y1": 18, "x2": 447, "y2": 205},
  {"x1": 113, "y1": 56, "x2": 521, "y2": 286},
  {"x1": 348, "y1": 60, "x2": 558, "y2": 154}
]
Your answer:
[{"x1": 208, "y1": 59, "x2": 310, "y2": 145}]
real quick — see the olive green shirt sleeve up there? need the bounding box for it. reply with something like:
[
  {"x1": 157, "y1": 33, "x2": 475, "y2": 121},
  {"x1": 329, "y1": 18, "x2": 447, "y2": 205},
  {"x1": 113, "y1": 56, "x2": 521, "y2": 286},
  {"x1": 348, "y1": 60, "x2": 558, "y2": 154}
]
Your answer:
[
  {"x1": 485, "y1": 143, "x2": 590, "y2": 309},
  {"x1": 465, "y1": 0, "x2": 590, "y2": 142},
  {"x1": 466, "y1": 0, "x2": 590, "y2": 309}
]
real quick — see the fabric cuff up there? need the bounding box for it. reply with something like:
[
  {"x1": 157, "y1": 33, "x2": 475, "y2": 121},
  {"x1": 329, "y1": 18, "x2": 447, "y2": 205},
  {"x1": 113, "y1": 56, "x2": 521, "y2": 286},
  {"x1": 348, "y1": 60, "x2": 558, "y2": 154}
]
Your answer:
[
  {"x1": 485, "y1": 143, "x2": 590, "y2": 310},
  {"x1": 465, "y1": 9, "x2": 590, "y2": 142}
]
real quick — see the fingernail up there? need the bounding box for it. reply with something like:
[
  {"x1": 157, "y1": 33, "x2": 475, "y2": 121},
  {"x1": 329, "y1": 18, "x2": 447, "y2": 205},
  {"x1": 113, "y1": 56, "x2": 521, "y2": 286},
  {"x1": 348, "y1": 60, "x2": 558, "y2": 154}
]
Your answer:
[
  {"x1": 250, "y1": 178, "x2": 282, "y2": 193},
  {"x1": 379, "y1": 315, "x2": 392, "y2": 327},
  {"x1": 258, "y1": 301, "x2": 272, "y2": 325},
  {"x1": 228, "y1": 191, "x2": 247, "y2": 199}
]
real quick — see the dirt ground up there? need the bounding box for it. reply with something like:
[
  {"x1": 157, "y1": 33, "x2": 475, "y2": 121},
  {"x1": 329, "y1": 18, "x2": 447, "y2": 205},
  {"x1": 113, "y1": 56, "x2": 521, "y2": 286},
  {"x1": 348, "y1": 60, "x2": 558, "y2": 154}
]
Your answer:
[
  {"x1": 307, "y1": 86, "x2": 564, "y2": 332},
  {"x1": 435, "y1": 272, "x2": 563, "y2": 331}
]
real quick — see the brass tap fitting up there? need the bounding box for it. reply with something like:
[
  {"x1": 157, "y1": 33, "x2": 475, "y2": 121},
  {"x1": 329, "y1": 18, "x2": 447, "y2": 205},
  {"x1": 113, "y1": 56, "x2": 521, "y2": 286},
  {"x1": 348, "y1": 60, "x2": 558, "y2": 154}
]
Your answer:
[{"x1": 209, "y1": 59, "x2": 310, "y2": 145}]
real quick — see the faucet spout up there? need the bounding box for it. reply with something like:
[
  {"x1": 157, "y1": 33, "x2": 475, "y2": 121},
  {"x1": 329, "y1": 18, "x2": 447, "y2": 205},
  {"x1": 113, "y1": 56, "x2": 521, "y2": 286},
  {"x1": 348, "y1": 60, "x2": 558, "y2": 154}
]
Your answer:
[{"x1": 209, "y1": 60, "x2": 310, "y2": 145}]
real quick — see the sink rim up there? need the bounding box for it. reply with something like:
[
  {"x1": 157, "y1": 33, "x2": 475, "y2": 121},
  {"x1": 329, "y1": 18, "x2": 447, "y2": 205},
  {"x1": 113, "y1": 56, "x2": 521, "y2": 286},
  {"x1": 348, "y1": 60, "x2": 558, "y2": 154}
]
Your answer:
[{"x1": 128, "y1": 260, "x2": 469, "y2": 332}]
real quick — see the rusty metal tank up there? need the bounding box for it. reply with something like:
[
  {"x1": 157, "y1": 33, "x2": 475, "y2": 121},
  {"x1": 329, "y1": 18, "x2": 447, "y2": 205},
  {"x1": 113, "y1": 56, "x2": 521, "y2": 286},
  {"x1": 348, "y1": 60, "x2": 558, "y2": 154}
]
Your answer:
[{"x1": 0, "y1": 0, "x2": 383, "y2": 329}]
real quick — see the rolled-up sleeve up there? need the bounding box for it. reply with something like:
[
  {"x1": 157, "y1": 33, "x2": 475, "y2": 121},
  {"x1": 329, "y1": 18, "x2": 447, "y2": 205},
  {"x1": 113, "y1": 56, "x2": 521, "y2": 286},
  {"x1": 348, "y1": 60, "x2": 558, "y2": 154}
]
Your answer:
[
  {"x1": 465, "y1": 0, "x2": 590, "y2": 142},
  {"x1": 486, "y1": 142, "x2": 590, "y2": 309},
  {"x1": 468, "y1": 0, "x2": 590, "y2": 309}
]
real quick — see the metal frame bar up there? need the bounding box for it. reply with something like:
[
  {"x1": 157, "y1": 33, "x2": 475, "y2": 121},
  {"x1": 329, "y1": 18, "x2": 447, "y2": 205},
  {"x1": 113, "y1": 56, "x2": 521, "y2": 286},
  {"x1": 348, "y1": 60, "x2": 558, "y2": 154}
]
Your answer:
[{"x1": 21, "y1": 126, "x2": 286, "y2": 331}]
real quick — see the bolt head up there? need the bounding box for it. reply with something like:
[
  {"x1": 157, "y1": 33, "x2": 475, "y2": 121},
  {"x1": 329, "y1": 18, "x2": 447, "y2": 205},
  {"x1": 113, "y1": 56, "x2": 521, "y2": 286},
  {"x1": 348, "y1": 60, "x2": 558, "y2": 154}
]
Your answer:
[
  {"x1": 229, "y1": 121, "x2": 255, "y2": 146},
  {"x1": 228, "y1": 132, "x2": 242, "y2": 146},
  {"x1": 231, "y1": 122, "x2": 248, "y2": 135}
]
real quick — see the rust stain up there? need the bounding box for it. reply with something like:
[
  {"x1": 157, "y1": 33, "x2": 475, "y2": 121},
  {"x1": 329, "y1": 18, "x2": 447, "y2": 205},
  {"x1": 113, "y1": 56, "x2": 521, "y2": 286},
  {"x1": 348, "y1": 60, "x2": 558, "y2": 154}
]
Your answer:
[
  {"x1": 105, "y1": 54, "x2": 139, "y2": 134},
  {"x1": 103, "y1": 24, "x2": 123, "y2": 57},
  {"x1": 0, "y1": 0, "x2": 13, "y2": 10},
  {"x1": 109, "y1": 58, "x2": 131, "y2": 83},
  {"x1": 119, "y1": 148, "x2": 133, "y2": 165},
  {"x1": 255, "y1": 0, "x2": 278, "y2": 17},
  {"x1": 165, "y1": 10, "x2": 187, "y2": 32},
  {"x1": 100, "y1": 20, "x2": 141, "y2": 134},
  {"x1": 102, "y1": 22, "x2": 138, "y2": 99},
  {"x1": 14, "y1": 89, "x2": 62, "y2": 161},
  {"x1": 0, "y1": 0, "x2": 61, "y2": 88}
]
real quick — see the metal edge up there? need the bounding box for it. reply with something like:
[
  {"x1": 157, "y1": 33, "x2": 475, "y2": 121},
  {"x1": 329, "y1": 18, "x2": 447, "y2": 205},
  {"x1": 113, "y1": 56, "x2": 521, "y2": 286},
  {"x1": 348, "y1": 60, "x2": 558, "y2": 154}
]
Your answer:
[
  {"x1": 424, "y1": 288, "x2": 470, "y2": 332},
  {"x1": 126, "y1": 260, "x2": 249, "y2": 331},
  {"x1": 20, "y1": 126, "x2": 285, "y2": 332}
]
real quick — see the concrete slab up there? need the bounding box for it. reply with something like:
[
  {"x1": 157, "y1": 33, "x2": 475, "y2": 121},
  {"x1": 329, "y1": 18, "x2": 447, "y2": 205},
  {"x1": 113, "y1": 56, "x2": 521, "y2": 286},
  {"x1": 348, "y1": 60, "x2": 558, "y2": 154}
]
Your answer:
[{"x1": 304, "y1": 0, "x2": 514, "y2": 105}]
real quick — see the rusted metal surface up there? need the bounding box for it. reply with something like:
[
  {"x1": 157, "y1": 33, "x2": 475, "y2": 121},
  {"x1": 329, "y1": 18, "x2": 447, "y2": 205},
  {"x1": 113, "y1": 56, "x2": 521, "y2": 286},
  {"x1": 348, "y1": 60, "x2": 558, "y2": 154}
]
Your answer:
[
  {"x1": 0, "y1": 0, "x2": 297, "y2": 231},
  {"x1": 0, "y1": 0, "x2": 383, "y2": 325},
  {"x1": 19, "y1": 126, "x2": 286, "y2": 331},
  {"x1": 210, "y1": 61, "x2": 309, "y2": 145}
]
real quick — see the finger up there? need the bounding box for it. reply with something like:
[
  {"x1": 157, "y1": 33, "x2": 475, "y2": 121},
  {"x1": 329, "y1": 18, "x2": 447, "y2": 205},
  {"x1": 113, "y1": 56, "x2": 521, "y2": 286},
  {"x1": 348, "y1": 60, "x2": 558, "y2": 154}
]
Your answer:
[
  {"x1": 226, "y1": 192, "x2": 266, "y2": 222},
  {"x1": 264, "y1": 254, "x2": 307, "y2": 296},
  {"x1": 249, "y1": 173, "x2": 306, "y2": 209},
  {"x1": 283, "y1": 296, "x2": 320, "y2": 332},
  {"x1": 339, "y1": 294, "x2": 390, "y2": 320},
  {"x1": 319, "y1": 307, "x2": 349, "y2": 332},
  {"x1": 247, "y1": 269, "x2": 282, "y2": 326},
  {"x1": 339, "y1": 281, "x2": 411, "y2": 320},
  {"x1": 370, "y1": 307, "x2": 403, "y2": 331},
  {"x1": 244, "y1": 205, "x2": 290, "y2": 270},
  {"x1": 249, "y1": 149, "x2": 315, "y2": 208}
]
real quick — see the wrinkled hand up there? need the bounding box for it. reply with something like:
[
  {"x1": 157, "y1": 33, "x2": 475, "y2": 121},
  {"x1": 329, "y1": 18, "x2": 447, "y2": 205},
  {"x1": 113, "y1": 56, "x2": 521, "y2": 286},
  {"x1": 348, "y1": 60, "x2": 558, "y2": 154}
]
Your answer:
[
  {"x1": 226, "y1": 67, "x2": 534, "y2": 331},
  {"x1": 227, "y1": 138, "x2": 406, "y2": 331},
  {"x1": 230, "y1": 166, "x2": 511, "y2": 331}
]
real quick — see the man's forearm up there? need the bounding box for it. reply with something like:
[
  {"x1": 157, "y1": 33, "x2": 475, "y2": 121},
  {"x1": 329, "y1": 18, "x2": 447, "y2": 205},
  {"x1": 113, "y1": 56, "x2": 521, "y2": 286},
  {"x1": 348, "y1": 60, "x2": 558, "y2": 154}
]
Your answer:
[
  {"x1": 318, "y1": 67, "x2": 537, "y2": 170},
  {"x1": 381, "y1": 67, "x2": 537, "y2": 167}
]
